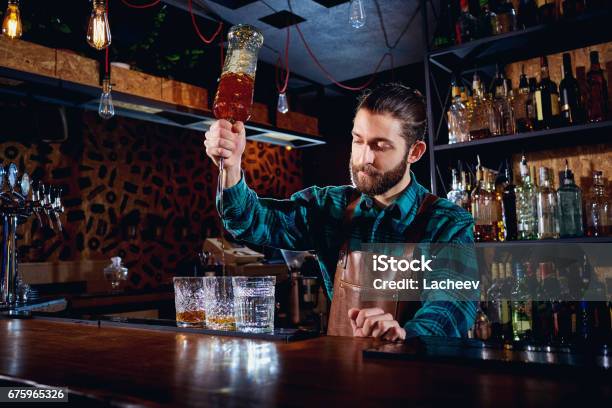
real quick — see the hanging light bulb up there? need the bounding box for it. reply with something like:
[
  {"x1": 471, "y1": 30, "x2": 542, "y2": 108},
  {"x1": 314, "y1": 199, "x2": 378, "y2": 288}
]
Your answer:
[
  {"x1": 98, "y1": 77, "x2": 115, "y2": 120},
  {"x1": 87, "y1": 0, "x2": 111, "y2": 50},
  {"x1": 349, "y1": 0, "x2": 366, "y2": 29},
  {"x1": 277, "y1": 92, "x2": 289, "y2": 114},
  {"x1": 2, "y1": 0, "x2": 23, "y2": 39}
]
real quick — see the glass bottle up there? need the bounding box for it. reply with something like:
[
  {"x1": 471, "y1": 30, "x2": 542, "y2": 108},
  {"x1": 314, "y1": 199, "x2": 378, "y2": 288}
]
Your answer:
[
  {"x1": 585, "y1": 171, "x2": 611, "y2": 237},
  {"x1": 491, "y1": 65, "x2": 516, "y2": 136},
  {"x1": 501, "y1": 262, "x2": 515, "y2": 341},
  {"x1": 447, "y1": 168, "x2": 465, "y2": 205},
  {"x1": 559, "y1": 52, "x2": 584, "y2": 126},
  {"x1": 487, "y1": 263, "x2": 503, "y2": 341},
  {"x1": 535, "y1": 56, "x2": 560, "y2": 130},
  {"x1": 489, "y1": 171, "x2": 504, "y2": 241},
  {"x1": 433, "y1": 0, "x2": 457, "y2": 48},
  {"x1": 526, "y1": 77, "x2": 538, "y2": 129},
  {"x1": 455, "y1": 0, "x2": 478, "y2": 44},
  {"x1": 513, "y1": 67, "x2": 533, "y2": 132},
  {"x1": 516, "y1": 156, "x2": 539, "y2": 240},
  {"x1": 477, "y1": 0, "x2": 495, "y2": 38},
  {"x1": 472, "y1": 166, "x2": 495, "y2": 242},
  {"x1": 537, "y1": 167, "x2": 560, "y2": 239},
  {"x1": 512, "y1": 263, "x2": 533, "y2": 341},
  {"x1": 213, "y1": 24, "x2": 264, "y2": 123},
  {"x1": 501, "y1": 167, "x2": 519, "y2": 240},
  {"x1": 469, "y1": 73, "x2": 492, "y2": 140},
  {"x1": 535, "y1": 262, "x2": 561, "y2": 345},
  {"x1": 493, "y1": 0, "x2": 517, "y2": 34},
  {"x1": 557, "y1": 160, "x2": 584, "y2": 237},
  {"x1": 447, "y1": 82, "x2": 470, "y2": 144},
  {"x1": 461, "y1": 170, "x2": 472, "y2": 212},
  {"x1": 586, "y1": 51, "x2": 609, "y2": 123},
  {"x1": 518, "y1": 0, "x2": 539, "y2": 28}
]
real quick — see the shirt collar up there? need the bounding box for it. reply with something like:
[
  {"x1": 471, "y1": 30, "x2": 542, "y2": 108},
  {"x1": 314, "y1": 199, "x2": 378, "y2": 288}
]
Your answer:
[{"x1": 358, "y1": 170, "x2": 427, "y2": 223}]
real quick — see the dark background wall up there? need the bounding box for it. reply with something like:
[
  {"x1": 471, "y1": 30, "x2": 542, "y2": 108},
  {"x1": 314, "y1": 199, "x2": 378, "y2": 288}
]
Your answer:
[{"x1": 2, "y1": 110, "x2": 303, "y2": 289}]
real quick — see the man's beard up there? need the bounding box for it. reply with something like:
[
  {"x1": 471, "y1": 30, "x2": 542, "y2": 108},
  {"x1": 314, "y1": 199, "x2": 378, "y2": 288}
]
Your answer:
[{"x1": 350, "y1": 156, "x2": 408, "y2": 196}]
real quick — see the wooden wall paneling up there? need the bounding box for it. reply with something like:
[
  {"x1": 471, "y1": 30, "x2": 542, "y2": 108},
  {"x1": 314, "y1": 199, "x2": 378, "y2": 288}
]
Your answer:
[{"x1": 0, "y1": 37, "x2": 56, "y2": 78}]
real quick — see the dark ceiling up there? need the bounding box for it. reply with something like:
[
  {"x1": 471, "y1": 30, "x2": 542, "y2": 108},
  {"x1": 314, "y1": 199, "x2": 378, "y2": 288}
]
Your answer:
[{"x1": 186, "y1": 0, "x2": 438, "y2": 87}]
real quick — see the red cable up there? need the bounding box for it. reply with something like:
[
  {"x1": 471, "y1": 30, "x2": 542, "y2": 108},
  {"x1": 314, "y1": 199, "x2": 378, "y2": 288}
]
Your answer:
[
  {"x1": 188, "y1": 0, "x2": 223, "y2": 44},
  {"x1": 294, "y1": 22, "x2": 391, "y2": 91},
  {"x1": 105, "y1": 0, "x2": 110, "y2": 75},
  {"x1": 120, "y1": 0, "x2": 161, "y2": 8},
  {"x1": 275, "y1": 26, "x2": 290, "y2": 94}
]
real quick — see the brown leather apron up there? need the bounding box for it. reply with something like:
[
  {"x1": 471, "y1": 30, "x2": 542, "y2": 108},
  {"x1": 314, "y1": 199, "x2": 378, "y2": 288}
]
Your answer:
[{"x1": 327, "y1": 192, "x2": 439, "y2": 337}]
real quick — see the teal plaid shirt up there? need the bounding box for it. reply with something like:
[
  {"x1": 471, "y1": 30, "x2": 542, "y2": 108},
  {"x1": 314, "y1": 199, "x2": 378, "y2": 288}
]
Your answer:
[{"x1": 219, "y1": 171, "x2": 477, "y2": 337}]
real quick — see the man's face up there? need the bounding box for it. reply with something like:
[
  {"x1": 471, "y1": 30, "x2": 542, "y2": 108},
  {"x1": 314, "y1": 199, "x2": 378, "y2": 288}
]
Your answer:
[{"x1": 350, "y1": 109, "x2": 409, "y2": 196}]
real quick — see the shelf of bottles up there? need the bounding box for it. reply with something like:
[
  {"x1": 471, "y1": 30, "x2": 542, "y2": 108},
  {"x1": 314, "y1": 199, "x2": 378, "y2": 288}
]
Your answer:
[
  {"x1": 424, "y1": 1, "x2": 612, "y2": 350},
  {"x1": 447, "y1": 155, "x2": 611, "y2": 243},
  {"x1": 424, "y1": 1, "x2": 611, "y2": 243},
  {"x1": 471, "y1": 257, "x2": 611, "y2": 350},
  {"x1": 430, "y1": 0, "x2": 612, "y2": 71}
]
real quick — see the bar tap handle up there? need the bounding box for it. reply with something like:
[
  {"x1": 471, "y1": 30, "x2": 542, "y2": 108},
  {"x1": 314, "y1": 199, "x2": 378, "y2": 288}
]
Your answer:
[{"x1": 51, "y1": 187, "x2": 63, "y2": 232}]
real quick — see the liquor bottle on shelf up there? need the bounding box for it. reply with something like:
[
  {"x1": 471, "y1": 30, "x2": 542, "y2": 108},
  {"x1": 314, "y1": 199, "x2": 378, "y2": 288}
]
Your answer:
[
  {"x1": 585, "y1": 170, "x2": 611, "y2": 237},
  {"x1": 537, "y1": 0, "x2": 557, "y2": 24},
  {"x1": 491, "y1": 65, "x2": 516, "y2": 136},
  {"x1": 490, "y1": 171, "x2": 505, "y2": 241},
  {"x1": 535, "y1": 56, "x2": 561, "y2": 130},
  {"x1": 487, "y1": 263, "x2": 512, "y2": 341},
  {"x1": 536, "y1": 166, "x2": 560, "y2": 239},
  {"x1": 516, "y1": 156, "x2": 539, "y2": 240},
  {"x1": 469, "y1": 73, "x2": 492, "y2": 140},
  {"x1": 501, "y1": 167, "x2": 519, "y2": 240},
  {"x1": 534, "y1": 262, "x2": 561, "y2": 345},
  {"x1": 511, "y1": 263, "x2": 533, "y2": 341},
  {"x1": 455, "y1": 0, "x2": 478, "y2": 44},
  {"x1": 586, "y1": 51, "x2": 609, "y2": 123},
  {"x1": 461, "y1": 170, "x2": 473, "y2": 212},
  {"x1": 559, "y1": 52, "x2": 585, "y2": 126},
  {"x1": 472, "y1": 164, "x2": 496, "y2": 242},
  {"x1": 493, "y1": 0, "x2": 517, "y2": 34},
  {"x1": 527, "y1": 78, "x2": 538, "y2": 128},
  {"x1": 433, "y1": 0, "x2": 457, "y2": 49},
  {"x1": 518, "y1": 0, "x2": 539, "y2": 28},
  {"x1": 557, "y1": 160, "x2": 584, "y2": 237},
  {"x1": 513, "y1": 68, "x2": 534, "y2": 132},
  {"x1": 477, "y1": 0, "x2": 495, "y2": 38},
  {"x1": 447, "y1": 81, "x2": 470, "y2": 144},
  {"x1": 501, "y1": 263, "x2": 515, "y2": 340},
  {"x1": 447, "y1": 168, "x2": 468, "y2": 208},
  {"x1": 556, "y1": 267, "x2": 574, "y2": 345},
  {"x1": 580, "y1": 257, "x2": 612, "y2": 344}
]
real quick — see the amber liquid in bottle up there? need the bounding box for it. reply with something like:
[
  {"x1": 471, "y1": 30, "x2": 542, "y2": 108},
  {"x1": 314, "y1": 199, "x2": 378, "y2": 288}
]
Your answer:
[
  {"x1": 212, "y1": 72, "x2": 256, "y2": 275},
  {"x1": 213, "y1": 72, "x2": 255, "y2": 122}
]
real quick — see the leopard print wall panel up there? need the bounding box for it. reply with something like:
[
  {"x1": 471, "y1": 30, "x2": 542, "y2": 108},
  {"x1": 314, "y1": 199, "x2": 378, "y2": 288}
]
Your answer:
[{"x1": 1, "y1": 111, "x2": 304, "y2": 289}]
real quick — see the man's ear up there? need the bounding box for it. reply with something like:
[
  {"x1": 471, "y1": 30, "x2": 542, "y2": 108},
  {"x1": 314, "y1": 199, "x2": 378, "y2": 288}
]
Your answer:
[{"x1": 407, "y1": 140, "x2": 427, "y2": 164}]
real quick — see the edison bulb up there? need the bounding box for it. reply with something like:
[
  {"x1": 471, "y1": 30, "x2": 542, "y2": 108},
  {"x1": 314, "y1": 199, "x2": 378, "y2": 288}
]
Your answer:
[
  {"x1": 87, "y1": 0, "x2": 111, "y2": 50},
  {"x1": 349, "y1": 0, "x2": 366, "y2": 29},
  {"x1": 277, "y1": 92, "x2": 289, "y2": 114},
  {"x1": 2, "y1": 1, "x2": 23, "y2": 39},
  {"x1": 99, "y1": 77, "x2": 115, "y2": 120}
]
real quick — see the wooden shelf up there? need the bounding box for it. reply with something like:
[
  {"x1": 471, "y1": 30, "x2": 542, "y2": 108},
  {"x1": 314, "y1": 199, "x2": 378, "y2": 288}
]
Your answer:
[
  {"x1": 0, "y1": 37, "x2": 324, "y2": 148},
  {"x1": 434, "y1": 120, "x2": 612, "y2": 154},
  {"x1": 429, "y1": 9, "x2": 612, "y2": 73}
]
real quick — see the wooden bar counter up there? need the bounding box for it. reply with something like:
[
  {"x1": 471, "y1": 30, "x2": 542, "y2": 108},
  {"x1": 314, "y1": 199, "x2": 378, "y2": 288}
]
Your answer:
[{"x1": 0, "y1": 318, "x2": 609, "y2": 407}]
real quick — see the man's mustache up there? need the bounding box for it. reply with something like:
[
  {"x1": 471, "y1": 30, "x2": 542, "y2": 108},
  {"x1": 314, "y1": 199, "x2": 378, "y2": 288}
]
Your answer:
[{"x1": 353, "y1": 164, "x2": 381, "y2": 177}]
